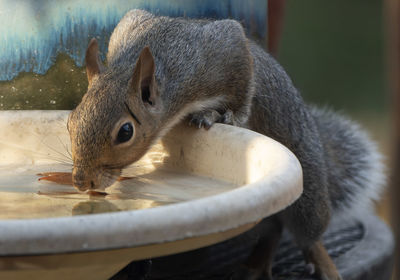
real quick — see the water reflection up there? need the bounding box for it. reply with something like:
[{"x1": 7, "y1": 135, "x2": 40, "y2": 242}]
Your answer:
[
  {"x1": 0, "y1": 165, "x2": 237, "y2": 219},
  {"x1": 72, "y1": 200, "x2": 121, "y2": 215}
]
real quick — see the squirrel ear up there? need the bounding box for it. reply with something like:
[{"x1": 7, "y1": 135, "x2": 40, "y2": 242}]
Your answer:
[
  {"x1": 131, "y1": 46, "x2": 159, "y2": 108},
  {"x1": 85, "y1": 38, "x2": 103, "y2": 86}
]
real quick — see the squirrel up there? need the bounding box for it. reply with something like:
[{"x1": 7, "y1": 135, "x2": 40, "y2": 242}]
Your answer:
[{"x1": 67, "y1": 9, "x2": 384, "y2": 280}]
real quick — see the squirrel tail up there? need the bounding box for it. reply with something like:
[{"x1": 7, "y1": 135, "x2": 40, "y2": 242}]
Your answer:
[{"x1": 310, "y1": 106, "x2": 385, "y2": 216}]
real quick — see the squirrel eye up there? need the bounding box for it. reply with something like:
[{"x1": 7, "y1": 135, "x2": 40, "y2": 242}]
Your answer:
[{"x1": 117, "y1": 122, "x2": 133, "y2": 143}]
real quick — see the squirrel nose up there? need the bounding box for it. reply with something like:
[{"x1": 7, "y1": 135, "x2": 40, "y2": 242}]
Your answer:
[
  {"x1": 73, "y1": 180, "x2": 88, "y2": 191},
  {"x1": 73, "y1": 179, "x2": 96, "y2": 191},
  {"x1": 72, "y1": 177, "x2": 90, "y2": 191},
  {"x1": 72, "y1": 168, "x2": 95, "y2": 191}
]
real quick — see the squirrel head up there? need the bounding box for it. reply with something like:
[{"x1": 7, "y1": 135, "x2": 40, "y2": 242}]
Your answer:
[{"x1": 67, "y1": 38, "x2": 162, "y2": 191}]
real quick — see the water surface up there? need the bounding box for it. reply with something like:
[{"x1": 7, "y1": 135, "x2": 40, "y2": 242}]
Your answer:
[{"x1": 0, "y1": 164, "x2": 237, "y2": 219}]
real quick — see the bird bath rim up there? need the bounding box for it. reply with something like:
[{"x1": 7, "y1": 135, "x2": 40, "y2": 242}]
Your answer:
[{"x1": 0, "y1": 110, "x2": 303, "y2": 257}]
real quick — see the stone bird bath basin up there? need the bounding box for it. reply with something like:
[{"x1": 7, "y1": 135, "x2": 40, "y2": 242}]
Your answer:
[{"x1": 0, "y1": 110, "x2": 302, "y2": 280}]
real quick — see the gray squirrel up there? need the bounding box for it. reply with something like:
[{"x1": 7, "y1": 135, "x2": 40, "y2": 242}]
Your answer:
[{"x1": 67, "y1": 10, "x2": 384, "y2": 280}]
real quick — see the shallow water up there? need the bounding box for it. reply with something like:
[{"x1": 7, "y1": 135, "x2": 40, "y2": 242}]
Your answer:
[{"x1": 0, "y1": 164, "x2": 237, "y2": 219}]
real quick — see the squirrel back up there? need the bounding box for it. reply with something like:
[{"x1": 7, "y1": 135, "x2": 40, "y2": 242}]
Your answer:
[
  {"x1": 107, "y1": 9, "x2": 255, "y2": 128},
  {"x1": 247, "y1": 42, "x2": 384, "y2": 215}
]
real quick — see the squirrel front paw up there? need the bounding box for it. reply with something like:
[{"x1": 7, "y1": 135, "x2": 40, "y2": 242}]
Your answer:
[
  {"x1": 189, "y1": 110, "x2": 221, "y2": 129},
  {"x1": 189, "y1": 109, "x2": 236, "y2": 129},
  {"x1": 219, "y1": 109, "x2": 235, "y2": 125}
]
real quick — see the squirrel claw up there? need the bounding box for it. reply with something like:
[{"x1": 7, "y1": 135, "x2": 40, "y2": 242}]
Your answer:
[
  {"x1": 189, "y1": 109, "x2": 236, "y2": 129},
  {"x1": 189, "y1": 110, "x2": 221, "y2": 130},
  {"x1": 220, "y1": 109, "x2": 235, "y2": 125}
]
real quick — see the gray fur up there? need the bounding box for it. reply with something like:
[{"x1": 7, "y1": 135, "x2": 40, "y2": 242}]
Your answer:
[
  {"x1": 107, "y1": 9, "x2": 255, "y2": 126},
  {"x1": 68, "y1": 10, "x2": 384, "y2": 279},
  {"x1": 310, "y1": 106, "x2": 385, "y2": 216},
  {"x1": 68, "y1": 9, "x2": 255, "y2": 190}
]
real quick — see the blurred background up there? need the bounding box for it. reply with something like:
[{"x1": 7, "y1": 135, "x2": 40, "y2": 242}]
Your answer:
[{"x1": 277, "y1": 0, "x2": 390, "y2": 219}]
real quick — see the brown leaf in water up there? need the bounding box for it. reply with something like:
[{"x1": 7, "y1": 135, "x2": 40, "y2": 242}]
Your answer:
[
  {"x1": 37, "y1": 172, "x2": 133, "y2": 185},
  {"x1": 37, "y1": 172, "x2": 73, "y2": 185}
]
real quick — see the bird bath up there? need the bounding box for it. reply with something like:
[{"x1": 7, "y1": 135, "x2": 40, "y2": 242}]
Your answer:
[{"x1": 0, "y1": 110, "x2": 302, "y2": 280}]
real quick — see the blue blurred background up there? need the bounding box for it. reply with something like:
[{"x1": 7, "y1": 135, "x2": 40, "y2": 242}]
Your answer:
[{"x1": 0, "y1": 0, "x2": 266, "y2": 109}]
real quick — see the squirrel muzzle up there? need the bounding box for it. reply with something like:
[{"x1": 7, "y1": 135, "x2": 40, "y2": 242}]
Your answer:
[{"x1": 72, "y1": 167, "x2": 97, "y2": 191}]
